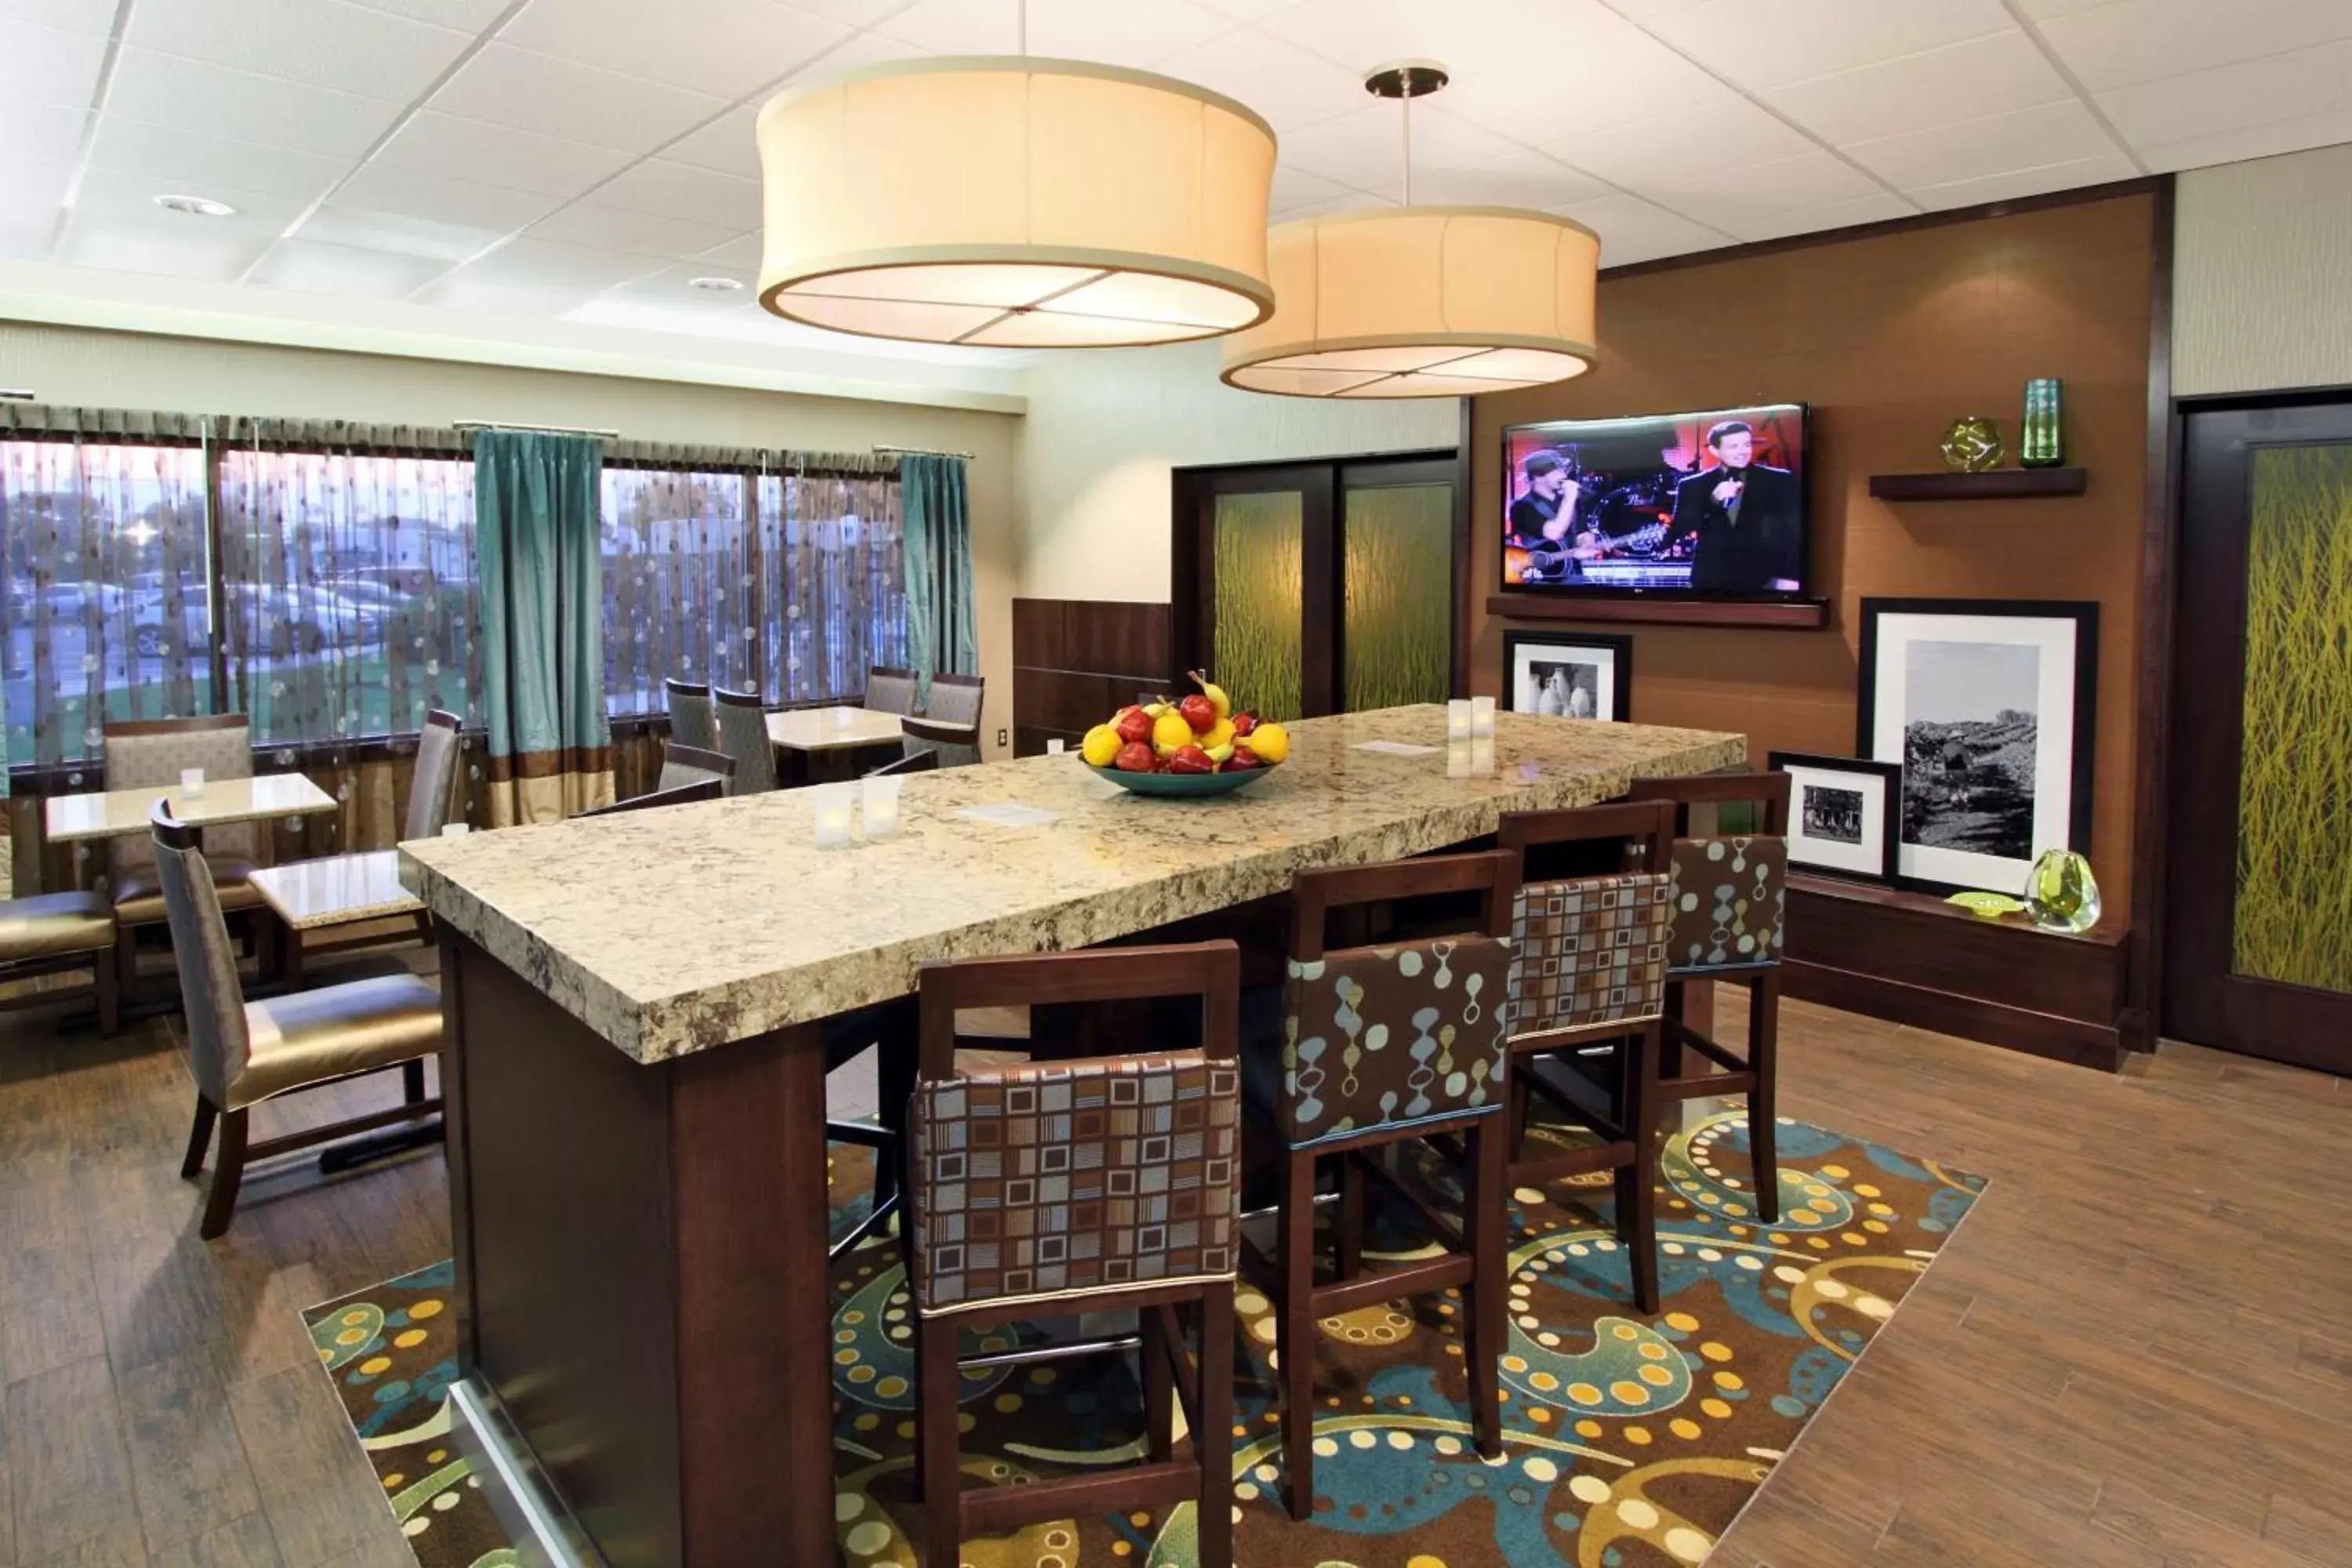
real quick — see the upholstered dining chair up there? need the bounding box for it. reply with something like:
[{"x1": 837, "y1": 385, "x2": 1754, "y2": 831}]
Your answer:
[
  {"x1": 898, "y1": 714, "x2": 982, "y2": 769},
  {"x1": 922, "y1": 670, "x2": 985, "y2": 726},
  {"x1": 105, "y1": 714, "x2": 267, "y2": 989},
  {"x1": 665, "y1": 677, "x2": 716, "y2": 753},
  {"x1": 405, "y1": 710, "x2": 465, "y2": 841},
  {"x1": 863, "y1": 748, "x2": 938, "y2": 778},
  {"x1": 0, "y1": 891, "x2": 118, "y2": 1036},
  {"x1": 1495, "y1": 800, "x2": 1677, "y2": 1314},
  {"x1": 710, "y1": 686, "x2": 778, "y2": 794},
  {"x1": 1244, "y1": 849, "x2": 1519, "y2": 1519},
  {"x1": 907, "y1": 940, "x2": 1240, "y2": 1568},
  {"x1": 863, "y1": 665, "x2": 919, "y2": 717},
  {"x1": 656, "y1": 741, "x2": 735, "y2": 793},
  {"x1": 1626, "y1": 771, "x2": 1792, "y2": 1222},
  {"x1": 578, "y1": 779, "x2": 724, "y2": 816},
  {"x1": 150, "y1": 801, "x2": 442, "y2": 1238}
]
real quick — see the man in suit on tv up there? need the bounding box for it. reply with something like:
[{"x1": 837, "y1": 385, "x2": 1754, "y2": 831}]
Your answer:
[{"x1": 1664, "y1": 419, "x2": 1802, "y2": 593}]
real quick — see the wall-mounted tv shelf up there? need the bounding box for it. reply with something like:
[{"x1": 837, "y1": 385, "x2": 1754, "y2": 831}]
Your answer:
[
  {"x1": 1867, "y1": 466, "x2": 2087, "y2": 500},
  {"x1": 1486, "y1": 593, "x2": 1831, "y2": 630}
]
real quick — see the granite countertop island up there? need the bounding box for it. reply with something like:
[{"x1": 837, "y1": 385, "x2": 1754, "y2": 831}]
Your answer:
[{"x1": 400, "y1": 704, "x2": 1744, "y2": 1064}]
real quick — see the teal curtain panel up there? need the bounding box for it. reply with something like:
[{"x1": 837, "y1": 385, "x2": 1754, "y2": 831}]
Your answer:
[{"x1": 899, "y1": 454, "x2": 977, "y2": 709}]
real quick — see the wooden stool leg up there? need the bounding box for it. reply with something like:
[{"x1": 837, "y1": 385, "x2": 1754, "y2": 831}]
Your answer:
[
  {"x1": 1277, "y1": 1147, "x2": 1318, "y2": 1520},
  {"x1": 1335, "y1": 1152, "x2": 1364, "y2": 1283},
  {"x1": 115, "y1": 924, "x2": 139, "y2": 997},
  {"x1": 180, "y1": 1096, "x2": 217, "y2": 1180},
  {"x1": 1194, "y1": 1280, "x2": 1236, "y2": 1568},
  {"x1": 1465, "y1": 1116, "x2": 1507, "y2": 1460},
  {"x1": 916, "y1": 1315, "x2": 962, "y2": 1566},
  {"x1": 1508, "y1": 1062, "x2": 1531, "y2": 1171},
  {"x1": 94, "y1": 946, "x2": 121, "y2": 1037},
  {"x1": 402, "y1": 1058, "x2": 428, "y2": 1105},
  {"x1": 1142, "y1": 1304, "x2": 1174, "y2": 1465},
  {"x1": 1624, "y1": 1023, "x2": 1661, "y2": 1316},
  {"x1": 1748, "y1": 971, "x2": 1780, "y2": 1225},
  {"x1": 199, "y1": 1108, "x2": 247, "y2": 1240}
]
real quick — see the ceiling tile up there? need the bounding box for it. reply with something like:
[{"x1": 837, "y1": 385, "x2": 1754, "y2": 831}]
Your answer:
[
  {"x1": 296, "y1": 201, "x2": 506, "y2": 261},
  {"x1": 1255, "y1": 0, "x2": 1625, "y2": 82},
  {"x1": 59, "y1": 166, "x2": 310, "y2": 281},
  {"x1": 1728, "y1": 189, "x2": 1914, "y2": 241},
  {"x1": 1907, "y1": 151, "x2": 2143, "y2": 209},
  {"x1": 1552, "y1": 191, "x2": 1728, "y2": 267},
  {"x1": 2, "y1": 100, "x2": 85, "y2": 165},
  {"x1": 1279, "y1": 105, "x2": 1603, "y2": 207},
  {"x1": 783, "y1": 0, "x2": 913, "y2": 24},
  {"x1": 601, "y1": 260, "x2": 761, "y2": 312},
  {"x1": 2096, "y1": 37, "x2": 2352, "y2": 148},
  {"x1": 369, "y1": 112, "x2": 634, "y2": 200},
  {"x1": 2009, "y1": 0, "x2": 2113, "y2": 16},
  {"x1": 663, "y1": 106, "x2": 764, "y2": 180},
  {"x1": 525, "y1": 201, "x2": 746, "y2": 260},
  {"x1": 877, "y1": 0, "x2": 1235, "y2": 67},
  {"x1": 1762, "y1": 29, "x2": 2074, "y2": 147},
  {"x1": 1149, "y1": 28, "x2": 1388, "y2": 132},
  {"x1": 0, "y1": 0, "x2": 114, "y2": 34},
  {"x1": 690, "y1": 230, "x2": 764, "y2": 269},
  {"x1": 1188, "y1": 0, "x2": 1305, "y2": 20},
  {"x1": 1640, "y1": 148, "x2": 1889, "y2": 232},
  {"x1": 1544, "y1": 99, "x2": 1817, "y2": 190},
  {"x1": 0, "y1": 17, "x2": 106, "y2": 111},
  {"x1": 125, "y1": 0, "x2": 474, "y2": 101},
  {"x1": 2042, "y1": 0, "x2": 2352, "y2": 93},
  {"x1": 1639, "y1": 0, "x2": 2020, "y2": 90},
  {"x1": 2133, "y1": 103, "x2": 2352, "y2": 174},
  {"x1": 1444, "y1": 26, "x2": 1736, "y2": 153},
  {"x1": 1271, "y1": 188, "x2": 1392, "y2": 222},
  {"x1": 497, "y1": 0, "x2": 851, "y2": 100},
  {"x1": 0, "y1": 156, "x2": 71, "y2": 258},
  {"x1": 106, "y1": 47, "x2": 408, "y2": 158},
  {"x1": 1269, "y1": 164, "x2": 1359, "y2": 218},
  {"x1": 87, "y1": 116, "x2": 352, "y2": 201},
  {"x1": 343, "y1": 0, "x2": 514, "y2": 27},
  {"x1": 333, "y1": 163, "x2": 564, "y2": 232},
  {"x1": 1843, "y1": 99, "x2": 2123, "y2": 191},
  {"x1": 245, "y1": 236, "x2": 455, "y2": 296},
  {"x1": 412, "y1": 235, "x2": 665, "y2": 313},
  {"x1": 588, "y1": 161, "x2": 761, "y2": 227},
  {"x1": 426, "y1": 42, "x2": 729, "y2": 154}
]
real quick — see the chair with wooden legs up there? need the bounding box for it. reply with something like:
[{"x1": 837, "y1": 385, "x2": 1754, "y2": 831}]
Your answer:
[
  {"x1": 906, "y1": 940, "x2": 1241, "y2": 1568},
  {"x1": 578, "y1": 779, "x2": 723, "y2": 816},
  {"x1": 1626, "y1": 771, "x2": 1792, "y2": 1222},
  {"x1": 148, "y1": 802, "x2": 442, "y2": 1238},
  {"x1": 104, "y1": 714, "x2": 270, "y2": 991},
  {"x1": 1244, "y1": 849, "x2": 1519, "y2": 1519},
  {"x1": 710, "y1": 686, "x2": 779, "y2": 794},
  {"x1": 665, "y1": 677, "x2": 716, "y2": 752},
  {"x1": 0, "y1": 892, "x2": 119, "y2": 1036},
  {"x1": 1495, "y1": 800, "x2": 1677, "y2": 1314},
  {"x1": 864, "y1": 666, "x2": 920, "y2": 717},
  {"x1": 655, "y1": 740, "x2": 735, "y2": 793}
]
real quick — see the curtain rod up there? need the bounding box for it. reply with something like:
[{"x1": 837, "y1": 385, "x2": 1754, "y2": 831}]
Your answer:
[
  {"x1": 0, "y1": 389, "x2": 34, "y2": 401},
  {"x1": 873, "y1": 443, "x2": 975, "y2": 460},
  {"x1": 452, "y1": 419, "x2": 621, "y2": 438}
]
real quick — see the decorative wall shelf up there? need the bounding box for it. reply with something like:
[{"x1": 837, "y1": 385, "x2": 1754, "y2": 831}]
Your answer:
[
  {"x1": 1867, "y1": 467, "x2": 2088, "y2": 500},
  {"x1": 1484, "y1": 593, "x2": 1830, "y2": 630}
]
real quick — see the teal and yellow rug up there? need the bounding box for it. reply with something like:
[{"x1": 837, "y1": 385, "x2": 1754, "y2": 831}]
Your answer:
[{"x1": 308, "y1": 1112, "x2": 1982, "y2": 1567}]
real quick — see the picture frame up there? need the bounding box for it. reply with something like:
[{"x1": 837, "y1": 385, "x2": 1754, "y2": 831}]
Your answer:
[
  {"x1": 1501, "y1": 630, "x2": 1632, "y2": 722},
  {"x1": 1767, "y1": 751, "x2": 1904, "y2": 886},
  {"x1": 1855, "y1": 597, "x2": 2098, "y2": 897}
]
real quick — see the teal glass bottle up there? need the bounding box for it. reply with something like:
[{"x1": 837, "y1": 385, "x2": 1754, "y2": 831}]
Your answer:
[{"x1": 2021, "y1": 377, "x2": 2064, "y2": 468}]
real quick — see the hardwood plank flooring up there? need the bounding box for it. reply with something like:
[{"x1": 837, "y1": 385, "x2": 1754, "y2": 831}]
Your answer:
[{"x1": 1, "y1": 975, "x2": 2347, "y2": 1566}]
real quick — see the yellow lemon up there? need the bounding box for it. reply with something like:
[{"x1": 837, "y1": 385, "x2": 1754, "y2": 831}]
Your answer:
[
  {"x1": 1205, "y1": 717, "x2": 1236, "y2": 752},
  {"x1": 1081, "y1": 724, "x2": 1122, "y2": 767},
  {"x1": 1247, "y1": 721, "x2": 1290, "y2": 764},
  {"x1": 1152, "y1": 710, "x2": 1195, "y2": 755}
]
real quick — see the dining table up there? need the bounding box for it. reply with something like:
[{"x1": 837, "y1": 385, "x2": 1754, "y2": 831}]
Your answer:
[
  {"x1": 42, "y1": 771, "x2": 339, "y2": 841},
  {"x1": 248, "y1": 848, "x2": 425, "y2": 989},
  {"x1": 765, "y1": 703, "x2": 908, "y2": 782},
  {"x1": 397, "y1": 704, "x2": 1748, "y2": 1568}
]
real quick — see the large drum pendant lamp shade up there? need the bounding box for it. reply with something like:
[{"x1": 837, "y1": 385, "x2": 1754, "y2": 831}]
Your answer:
[
  {"x1": 1221, "y1": 207, "x2": 1601, "y2": 397},
  {"x1": 757, "y1": 59, "x2": 1278, "y2": 348}
]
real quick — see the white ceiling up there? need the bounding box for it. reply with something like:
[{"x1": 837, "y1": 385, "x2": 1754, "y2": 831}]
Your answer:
[{"x1": 3, "y1": 0, "x2": 2350, "y2": 394}]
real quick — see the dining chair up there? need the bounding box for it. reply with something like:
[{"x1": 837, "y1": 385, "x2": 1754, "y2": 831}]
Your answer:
[
  {"x1": 1244, "y1": 849, "x2": 1518, "y2": 1519},
  {"x1": 907, "y1": 940, "x2": 1240, "y2": 1568},
  {"x1": 1626, "y1": 771, "x2": 1791, "y2": 1221},
  {"x1": 665, "y1": 677, "x2": 716, "y2": 753},
  {"x1": 710, "y1": 686, "x2": 779, "y2": 794},
  {"x1": 150, "y1": 801, "x2": 443, "y2": 1238},
  {"x1": 104, "y1": 714, "x2": 267, "y2": 991},
  {"x1": 863, "y1": 666, "x2": 919, "y2": 717},
  {"x1": 656, "y1": 741, "x2": 736, "y2": 793},
  {"x1": 922, "y1": 670, "x2": 985, "y2": 725},
  {"x1": 0, "y1": 891, "x2": 118, "y2": 1036},
  {"x1": 899, "y1": 715, "x2": 982, "y2": 769},
  {"x1": 1495, "y1": 800, "x2": 1677, "y2": 1314},
  {"x1": 577, "y1": 779, "x2": 724, "y2": 817},
  {"x1": 405, "y1": 709, "x2": 466, "y2": 840},
  {"x1": 863, "y1": 749, "x2": 938, "y2": 779}
]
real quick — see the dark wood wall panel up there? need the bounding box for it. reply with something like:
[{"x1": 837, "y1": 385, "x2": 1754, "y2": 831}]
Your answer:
[{"x1": 1011, "y1": 598, "x2": 1173, "y2": 756}]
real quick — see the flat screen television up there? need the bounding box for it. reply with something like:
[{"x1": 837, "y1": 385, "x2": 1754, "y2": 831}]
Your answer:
[{"x1": 1501, "y1": 403, "x2": 1810, "y2": 599}]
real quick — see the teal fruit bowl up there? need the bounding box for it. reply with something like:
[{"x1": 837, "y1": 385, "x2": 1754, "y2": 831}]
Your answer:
[{"x1": 1085, "y1": 761, "x2": 1276, "y2": 797}]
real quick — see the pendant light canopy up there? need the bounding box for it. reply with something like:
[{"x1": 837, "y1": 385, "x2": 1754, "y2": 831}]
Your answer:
[
  {"x1": 1222, "y1": 62, "x2": 1599, "y2": 397},
  {"x1": 757, "y1": 57, "x2": 1278, "y2": 348}
]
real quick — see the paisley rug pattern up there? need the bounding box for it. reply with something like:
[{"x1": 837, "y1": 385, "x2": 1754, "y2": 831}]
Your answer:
[{"x1": 306, "y1": 1110, "x2": 1982, "y2": 1567}]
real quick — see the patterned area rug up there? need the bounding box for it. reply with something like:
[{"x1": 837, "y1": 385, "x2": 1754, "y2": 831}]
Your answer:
[{"x1": 307, "y1": 1110, "x2": 1981, "y2": 1568}]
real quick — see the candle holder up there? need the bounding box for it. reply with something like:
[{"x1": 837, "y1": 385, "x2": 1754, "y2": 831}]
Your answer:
[
  {"x1": 1446, "y1": 698, "x2": 1472, "y2": 742},
  {"x1": 812, "y1": 782, "x2": 855, "y2": 847},
  {"x1": 862, "y1": 775, "x2": 903, "y2": 839},
  {"x1": 180, "y1": 767, "x2": 206, "y2": 798},
  {"x1": 441, "y1": 822, "x2": 471, "y2": 837},
  {"x1": 1469, "y1": 695, "x2": 1496, "y2": 739}
]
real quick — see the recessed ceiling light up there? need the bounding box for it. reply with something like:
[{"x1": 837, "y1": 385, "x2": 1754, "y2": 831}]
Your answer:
[
  {"x1": 688, "y1": 275, "x2": 744, "y2": 292},
  {"x1": 154, "y1": 193, "x2": 238, "y2": 218}
]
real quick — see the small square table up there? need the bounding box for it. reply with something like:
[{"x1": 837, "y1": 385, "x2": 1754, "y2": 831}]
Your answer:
[
  {"x1": 249, "y1": 849, "x2": 426, "y2": 989},
  {"x1": 765, "y1": 706, "x2": 907, "y2": 784},
  {"x1": 44, "y1": 773, "x2": 339, "y2": 841}
]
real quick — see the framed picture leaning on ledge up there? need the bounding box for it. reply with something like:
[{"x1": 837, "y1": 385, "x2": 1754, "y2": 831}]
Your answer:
[
  {"x1": 1502, "y1": 630, "x2": 1632, "y2": 722},
  {"x1": 1768, "y1": 752, "x2": 1903, "y2": 886}
]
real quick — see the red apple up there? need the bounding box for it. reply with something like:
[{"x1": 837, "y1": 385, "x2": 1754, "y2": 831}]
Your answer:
[
  {"x1": 1225, "y1": 745, "x2": 1261, "y2": 770},
  {"x1": 1115, "y1": 708, "x2": 1154, "y2": 746},
  {"x1": 1178, "y1": 693, "x2": 1217, "y2": 734},
  {"x1": 1231, "y1": 712, "x2": 1258, "y2": 737},
  {"x1": 1113, "y1": 739, "x2": 1159, "y2": 772},
  {"x1": 1167, "y1": 744, "x2": 1214, "y2": 775}
]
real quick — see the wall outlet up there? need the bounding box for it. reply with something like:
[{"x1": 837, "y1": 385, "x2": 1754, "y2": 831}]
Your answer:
[{"x1": 996, "y1": 728, "x2": 1009, "y2": 747}]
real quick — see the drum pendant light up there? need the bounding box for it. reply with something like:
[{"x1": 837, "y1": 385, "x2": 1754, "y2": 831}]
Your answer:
[
  {"x1": 756, "y1": 2, "x2": 1277, "y2": 348},
  {"x1": 1222, "y1": 61, "x2": 1600, "y2": 397}
]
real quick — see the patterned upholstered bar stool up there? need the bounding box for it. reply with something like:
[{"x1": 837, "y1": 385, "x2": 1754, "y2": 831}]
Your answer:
[
  {"x1": 104, "y1": 715, "x2": 268, "y2": 989},
  {"x1": 907, "y1": 940, "x2": 1240, "y2": 1568},
  {"x1": 1496, "y1": 800, "x2": 1677, "y2": 1314},
  {"x1": 865, "y1": 665, "x2": 920, "y2": 717},
  {"x1": 710, "y1": 686, "x2": 778, "y2": 794},
  {"x1": 1627, "y1": 772, "x2": 1791, "y2": 1222},
  {"x1": 664, "y1": 677, "x2": 716, "y2": 752},
  {"x1": 1247, "y1": 849, "x2": 1519, "y2": 1519},
  {"x1": 655, "y1": 741, "x2": 735, "y2": 793}
]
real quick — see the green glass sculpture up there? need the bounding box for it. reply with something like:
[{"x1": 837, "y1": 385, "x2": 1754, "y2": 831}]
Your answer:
[
  {"x1": 2021, "y1": 377, "x2": 2064, "y2": 468},
  {"x1": 1946, "y1": 890, "x2": 2027, "y2": 920},
  {"x1": 1940, "y1": 416, "x2": 2004, "y2": 473},
  {"x1": 2027, "y1": 848, "x2": 2102, "y2": 933}
]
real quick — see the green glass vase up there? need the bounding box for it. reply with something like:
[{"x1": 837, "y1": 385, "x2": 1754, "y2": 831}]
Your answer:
[
  {"x1": 2027, "y1": 848, "x2": 2101, "y2": 933},
  {"x1": 2021, "y1": 377, "x2": 2064, "y2": 468}
]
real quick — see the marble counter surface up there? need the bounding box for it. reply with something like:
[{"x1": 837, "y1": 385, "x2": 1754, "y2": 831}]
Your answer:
[{"x1": 400, "y1": 706, "x2": 1744, "y2": 1063}]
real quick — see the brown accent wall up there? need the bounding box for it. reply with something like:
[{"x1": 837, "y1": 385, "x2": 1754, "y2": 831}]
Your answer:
[
  {"x1": 1010, "y1": 599, "x2": 1174, "y2": 757},
  {"x1": 1471, "y1": 192, "x2": 2157, "y2": 906}
]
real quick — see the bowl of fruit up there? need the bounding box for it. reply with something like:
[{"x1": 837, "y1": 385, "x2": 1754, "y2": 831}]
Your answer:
[{"x1": 1080, "y1": 671, "x2": 1290, "y2": 797}]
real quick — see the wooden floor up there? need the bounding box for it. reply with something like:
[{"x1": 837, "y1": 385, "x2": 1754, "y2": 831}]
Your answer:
[{"x1": 2, "y1": 980, "x2": 2347, "y2": 1567}]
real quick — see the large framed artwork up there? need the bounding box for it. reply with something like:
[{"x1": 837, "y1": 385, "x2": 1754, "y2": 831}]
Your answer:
[
  {"x1": 1856, "y1": 598, "x2": 2098, "y2": 896},
  {"x1": 1502, "y1": 630, "x2": 1632, "y2": 721},
  {"x1": 1767, "y1": 752, "x2": 1903, "y2": 886}
]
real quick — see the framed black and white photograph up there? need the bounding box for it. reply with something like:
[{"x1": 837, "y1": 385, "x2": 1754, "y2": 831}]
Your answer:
[
  {"x1": 1768, "y1": 752, "x2": 1904, "y2": 886},
  {"x1": 1502, "y1": 630, "x2": 1632, "y2": 722},
  {"x1": 1857, "y1": 598, "x2": 2098, "y2": 896}
]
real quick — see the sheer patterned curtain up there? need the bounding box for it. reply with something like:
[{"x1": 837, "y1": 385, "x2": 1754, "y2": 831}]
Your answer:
[
  {"x1": 602, "y1": 467, "x2": 757, "y2": 715},
  {"x1": 761, "y1": 463, "x2": 906, "y2": 706}
]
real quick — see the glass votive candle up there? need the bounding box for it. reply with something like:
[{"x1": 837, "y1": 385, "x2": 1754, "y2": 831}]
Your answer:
[
  {"x1": 441, "y1": 822, "x2": 470, "y2": 837},
  {"x1": 1446, "y1": 739, "x2": 1472, "y2": 779},
  {"x1": 1469, "y1": 736, "x2": 1496, "y2": 775},
  {"x1": 1446, "y1": 698, "x2": 1472, "y2": 741},
  {"x1": 1470, "y1": 695, "x2": 1496, "y2": 738},
  {"x1": 180, "y1": 767, "x2": 206, "y2": 797},
  {"x1": 833, "y1": 706, "x2": 855, "y2": 730},
  {"x1": 1046, "y1": 738, "x2": 1066, "y2": 755},
  {"x1": 861, "y1": 775, "x2": 902, "y2": 838},
  {"x1": 812, "y1": 782, "x2": 855, "y2": 847}
]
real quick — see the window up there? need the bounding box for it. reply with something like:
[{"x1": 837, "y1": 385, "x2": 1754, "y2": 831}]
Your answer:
[
  {"x1": 761, "y1": 469, "x2": 906, "y2": 706},
  {"x1": 601, "y1": 468, "x2": 756, "y2": 717}
]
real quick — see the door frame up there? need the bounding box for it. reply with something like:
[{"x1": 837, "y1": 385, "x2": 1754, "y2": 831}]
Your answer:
[{"x1": 1170, "y1": 442, "x2": 1468, "y2": 717}]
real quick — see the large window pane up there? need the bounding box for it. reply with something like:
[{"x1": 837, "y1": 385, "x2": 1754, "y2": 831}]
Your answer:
[
  {"x1": 603, "y1": 469, "x2": 754, "y2": 717},
  {"x1": 2, "y1": 439, "x2": 212, "y2": 770},
  {"x1": 760, "y1": 471, "x2": 906, "y2": 706}
]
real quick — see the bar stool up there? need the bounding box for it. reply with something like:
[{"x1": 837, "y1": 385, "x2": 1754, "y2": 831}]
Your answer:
[
  {"x1": 1244, "y1": 849, "x2": 1519, "y2": 1519},
  {"x1": 906, "y1": 940, "x2": 1241, "y2": 1568},
  {"x1": 1627, "y1": 772, "x2": 1791, "y2": 1221},
  {"x1": 1496, "y1": 800, "x2": 1677, "y2": 1314}
]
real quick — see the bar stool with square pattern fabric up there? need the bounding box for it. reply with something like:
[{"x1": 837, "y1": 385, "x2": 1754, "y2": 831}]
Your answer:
[
  {"x1": 907, "y1": 940, "x2": 1241, "y2": 1568},
  {"x1": 1243, "y1": 848, "x2": 1519, "y2": 1520},
  {"x1": 1627, "y1": 771, "x2": 1791, "y2": 1222},
  {"x1": 1495, "y1": 800, "x2": 1676, "y2": 1315}
]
